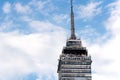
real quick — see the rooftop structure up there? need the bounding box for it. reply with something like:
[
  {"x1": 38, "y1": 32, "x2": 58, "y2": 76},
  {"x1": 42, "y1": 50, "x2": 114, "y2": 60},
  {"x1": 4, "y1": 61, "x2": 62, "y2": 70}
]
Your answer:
[{"x1": 57, "y1": 0, "x2": 92, "y2": 80}]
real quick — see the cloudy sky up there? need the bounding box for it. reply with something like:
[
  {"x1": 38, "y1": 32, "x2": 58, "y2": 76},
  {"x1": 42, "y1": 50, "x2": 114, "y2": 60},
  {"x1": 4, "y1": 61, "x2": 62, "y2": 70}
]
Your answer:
[{"x1": 0, "y1": 0, "x2": 120, "y2": 80}]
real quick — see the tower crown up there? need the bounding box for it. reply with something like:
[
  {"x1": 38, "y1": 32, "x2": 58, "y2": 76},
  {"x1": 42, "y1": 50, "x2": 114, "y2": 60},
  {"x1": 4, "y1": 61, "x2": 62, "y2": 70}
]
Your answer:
[
  {"x1": 57, "y1": 1, "x2": 92, "y2": 80},
  {"x1": 70, "y1": 0, "x2": 76, "y2": 40},
  {"x1": 63, "y1": 0, "x2": 87, "y2": 56}
]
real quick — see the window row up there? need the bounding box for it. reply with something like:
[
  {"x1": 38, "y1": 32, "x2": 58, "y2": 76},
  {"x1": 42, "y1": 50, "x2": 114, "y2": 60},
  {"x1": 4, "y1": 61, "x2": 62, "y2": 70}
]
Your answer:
[
  {"x1": 61, "y1": 65, "x2": 91, "y2": 69},
  {"x1": 61, "y1": 69, "x2": 91, "y2": 73},
  {"x1": 61, "y1": 61, "x2": 91, "y2": 65},
  {"x1": 61, "y1": 73, "x2": 91, "y2": 77},
  {"x1": 61, "y1": 56, "x2": 91, "y2": 61}
]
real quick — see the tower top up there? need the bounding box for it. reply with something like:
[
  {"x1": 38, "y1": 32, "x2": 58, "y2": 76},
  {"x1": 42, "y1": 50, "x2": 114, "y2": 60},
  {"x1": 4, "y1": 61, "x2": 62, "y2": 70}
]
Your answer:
[{"x1": 70, "y1": 0, "x2": 76, "y2": 40}]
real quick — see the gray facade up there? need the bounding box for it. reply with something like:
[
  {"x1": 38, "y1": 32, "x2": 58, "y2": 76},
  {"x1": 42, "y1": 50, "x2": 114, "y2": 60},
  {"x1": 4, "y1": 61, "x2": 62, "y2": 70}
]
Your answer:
[
  {"x1": 57, "y1": 0, "x2": 92, "y2": 80},
  {"x1": 57, "y1": 40, "x2": 92, "y2": 80}
]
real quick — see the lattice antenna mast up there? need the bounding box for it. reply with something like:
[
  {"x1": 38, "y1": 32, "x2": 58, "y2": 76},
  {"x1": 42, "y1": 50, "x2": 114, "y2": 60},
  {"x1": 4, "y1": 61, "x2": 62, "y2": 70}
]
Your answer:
[{"x1": 70, "y1": 0, "x2": 76, "y2": 39}]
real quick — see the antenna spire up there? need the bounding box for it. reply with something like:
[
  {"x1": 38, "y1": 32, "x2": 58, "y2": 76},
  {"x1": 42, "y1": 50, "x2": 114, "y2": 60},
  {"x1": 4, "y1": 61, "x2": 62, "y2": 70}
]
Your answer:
[{"x1": 70, "y1": 0, "x2": 76, "y2": 39}]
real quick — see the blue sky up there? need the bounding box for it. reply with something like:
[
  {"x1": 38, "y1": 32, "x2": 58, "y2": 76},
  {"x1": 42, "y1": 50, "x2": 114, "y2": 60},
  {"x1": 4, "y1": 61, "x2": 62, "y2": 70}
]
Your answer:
[{"x1": 0, "y1": 0, "x2": 120, "y2": 80}]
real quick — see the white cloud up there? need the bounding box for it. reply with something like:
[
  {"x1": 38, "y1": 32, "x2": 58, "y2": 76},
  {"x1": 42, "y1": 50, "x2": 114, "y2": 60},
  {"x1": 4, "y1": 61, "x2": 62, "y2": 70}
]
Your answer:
[
  {"x1": 88, "y1": 35, "x2": 120, "y2": 80},
  {"x1": 0, "y1": 19, "x2": 66, "y2": 80},
  {"x1": 29, "y1": 0, "x2": 48, "y2": 10},
  {"x1": 77, "y1": 2, "x2": 102, "y2": 19},
  {"x1": 20, "y1": 16, "x2": 32, "y2": 22},
  {"x1": 105, "y1": 0, "x2": 120, "y2": 35},
  {"x1": 0, "y1": 20, "x2": 14, "y2": 31},
  {"x1": 53, "y1": 14, "x2": 69, "y2": 24},
  {"x1": 14, "y1": 3, "x2": 31, "y2": 14},
  {"x1": 88, "y1": 34, "x2": 120, "y2": 80},
  {"x1": 2, "y1": 2, "x2": 11, "y2": 14},
  {"x1": 29, "y1": 0, "x2": 57, "y2": 16},
  {"x1": 82, "y1": 0, "x2": 120, "y2": 80},
  {"x1": 29, "y1": 20, "x2": 65, "y2": 33},
  {"x1": 79, "y1": 25, "x2": 100, "y2": 42}
]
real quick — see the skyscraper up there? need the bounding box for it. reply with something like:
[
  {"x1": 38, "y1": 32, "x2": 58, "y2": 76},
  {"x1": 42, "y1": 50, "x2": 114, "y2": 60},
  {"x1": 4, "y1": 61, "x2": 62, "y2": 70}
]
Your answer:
[{"x1": 57, "y1": 0, "x2": 92, "y2": 80}]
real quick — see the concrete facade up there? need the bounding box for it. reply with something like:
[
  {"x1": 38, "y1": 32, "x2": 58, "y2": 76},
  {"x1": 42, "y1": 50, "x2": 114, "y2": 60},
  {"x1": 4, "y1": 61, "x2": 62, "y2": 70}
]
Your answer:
[{"x1": 57, "y1": 40, "x2": 92, "y2": 80}]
